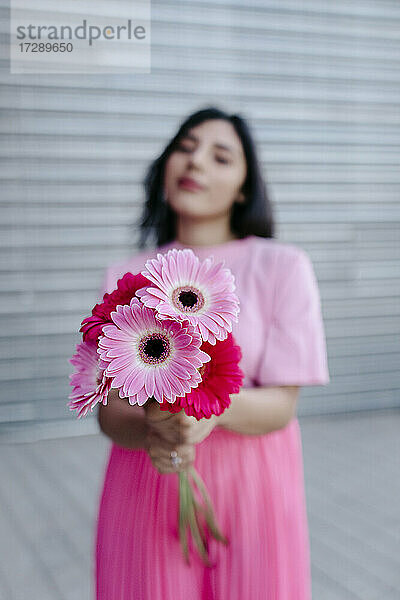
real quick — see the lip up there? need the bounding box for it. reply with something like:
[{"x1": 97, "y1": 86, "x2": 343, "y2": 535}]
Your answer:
[{"x1": 178, "y1": 176, "x2": 205, "y2": 191}]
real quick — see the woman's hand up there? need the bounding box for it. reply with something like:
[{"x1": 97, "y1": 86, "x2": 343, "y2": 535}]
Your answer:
[
  {"x1": 144, "y1": 428, "x2": 195, "y2": 474},
  {"x1": 143, "y1": 400, "x2": 194, "y2": 473},
  {"x1": 144, "y1": 401, "x2": 190, "y2": 445},
  {"x1": 174, "y1": 411, "x2": 219, "y2": 445},
  {"x1": 145, "y1": 400, "x2": 218, "y2": 445},
  {"x1": 143, "y1": 400, "x2": 218, "y2": 473}
]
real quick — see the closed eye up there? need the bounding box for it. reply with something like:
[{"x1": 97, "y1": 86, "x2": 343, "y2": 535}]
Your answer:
[
  {"x1": 176, "y1": 142, "x2": 192, "y2": 153},
  {"x1": 176, "y1": 142, "x2": 231, "y2": 164}
]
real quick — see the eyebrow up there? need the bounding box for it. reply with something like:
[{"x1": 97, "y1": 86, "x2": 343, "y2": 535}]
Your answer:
[{"x1": 182, "y1": 132, "x2": 237, "y2": 155}]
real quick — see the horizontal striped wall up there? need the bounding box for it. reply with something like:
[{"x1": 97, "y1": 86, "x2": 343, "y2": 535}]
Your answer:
[{"x1": 0, "y1": 0, "x2": 399, "y2": 440}]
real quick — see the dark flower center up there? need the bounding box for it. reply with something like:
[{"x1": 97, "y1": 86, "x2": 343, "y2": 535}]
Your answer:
[
  {"x1": 172, "y1": 285, "x2": 205, "y2": 313},
  {"x1": 139, "y1": 332, "x2": 170, "y2": 365},
  {"x1": 144, "y1": 338, "x2": 165, "y2": 359},
  {"x1": 179, "y1": 290, "x2": 198, "y2": 308}
]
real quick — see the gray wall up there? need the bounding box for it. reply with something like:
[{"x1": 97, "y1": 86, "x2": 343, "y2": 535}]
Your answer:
[{"x1": 1, "y1": 0, "x2": 400, "y2": 440}]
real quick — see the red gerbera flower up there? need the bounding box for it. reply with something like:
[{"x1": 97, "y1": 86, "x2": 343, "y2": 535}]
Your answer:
[
  {"x1": 80, "y1": 272, "x2": 150, "y2": 343},
  {"x1": 159, "y1": 333, "x2": 244, "y2": 420}
]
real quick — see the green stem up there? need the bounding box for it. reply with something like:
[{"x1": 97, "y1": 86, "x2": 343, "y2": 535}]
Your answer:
[
  {"x1": 178, "y1": 468, "x2": 228, "y2": 566},
  {"x1": 185, "y1": 478, "x2": 210, "y2": 566},
  {"x1": 188, "y1": 466, "x2": 228, "y2": 545},
  {"x1": 178, "y1": 472, "x2": 190, "y2": 564},
  {"x1": 179, "y1": 471, "x2": 213, "y2": 566}
]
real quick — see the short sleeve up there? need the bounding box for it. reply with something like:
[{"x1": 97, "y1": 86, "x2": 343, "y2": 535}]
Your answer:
[
  {"x1": 255, "y1": 249, "x2": 330, "y2": 387},
  {"x1": 97, "y1": 252, "x2": 146, "y2": 302}
]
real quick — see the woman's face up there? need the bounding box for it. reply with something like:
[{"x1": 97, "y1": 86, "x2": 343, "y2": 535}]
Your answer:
[{"x1": 163, "y1": 119, "x2": 247, "y2": 222}]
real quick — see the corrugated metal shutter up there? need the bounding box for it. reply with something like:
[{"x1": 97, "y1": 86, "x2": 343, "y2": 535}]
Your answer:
[{"x1": 1, "y1": 0, "x2": 399, "y2": 439}]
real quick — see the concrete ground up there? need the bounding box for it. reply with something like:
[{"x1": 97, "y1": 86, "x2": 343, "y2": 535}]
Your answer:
[{"x1": 0, "y1": 408, "x2": 399, "y2": 599}]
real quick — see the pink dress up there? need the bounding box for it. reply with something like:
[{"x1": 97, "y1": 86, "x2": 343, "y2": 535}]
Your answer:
[{"x1": 95, "y1": 235, "x2": 330, "y2": 600}]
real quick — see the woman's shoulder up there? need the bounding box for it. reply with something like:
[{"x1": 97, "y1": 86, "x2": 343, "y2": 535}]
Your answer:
[{"x1": 102, "y1": 246, "x2": 161, "y2": 291}]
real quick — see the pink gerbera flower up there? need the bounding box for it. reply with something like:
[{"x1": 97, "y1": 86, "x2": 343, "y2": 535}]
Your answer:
[
  {"x1": 98, "y1": 298, "x2": 211, "y2": 406},
  {"x1": 137, "y1": 248, "x2": 240, "y2": 345},
  {"x1": 80, "y1": 272, "x2": 150, "y2": 343},
  {"x1": 159, "y1": 334, "x2": 244, "y2": 420},
  {"x1": 68, "y1": 340, "x2": 112, "y2": 418}
]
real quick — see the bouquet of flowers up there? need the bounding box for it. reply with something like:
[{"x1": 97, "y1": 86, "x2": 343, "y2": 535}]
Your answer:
[{"x1": 68, "y1": 248, "x2": 243, "y2": 565}]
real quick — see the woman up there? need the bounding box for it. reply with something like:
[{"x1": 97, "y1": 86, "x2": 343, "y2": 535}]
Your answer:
[{"x1": 95, "y1": 107, "x2": 330, "y2": 599}]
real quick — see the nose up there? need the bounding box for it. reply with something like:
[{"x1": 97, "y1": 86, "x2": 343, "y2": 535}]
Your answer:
[{"x1": 186, "y1": 146, "x2": 207, "y2": 170}]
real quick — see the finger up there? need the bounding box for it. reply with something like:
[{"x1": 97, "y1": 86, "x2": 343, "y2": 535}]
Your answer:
[
  {"x1": 149, "y1": 410, "x2": 192, "y2": 429},
  {"x1": 152, "y1": 455, "x2": 194, "y2": 474},
  {"x1": 148, "y1": 425, "x2": 188, "y2": 445},
  {"x1": 150, "y1": 456, "x2": 181, "y2": 474},
  {"x1": 147, "y1": 441, "x2": 193, "y2": 462},
  {"x1": 146, "y1": 429, "x2": 183, "y2": 450},
  {"x1": 148, "y1": 442, "x2": 195, "y2": 472}
]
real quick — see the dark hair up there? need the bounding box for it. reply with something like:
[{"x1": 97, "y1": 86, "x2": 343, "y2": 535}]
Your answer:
[{"x1": 139, "y1": 106, "x2": 275, "y2": 248}]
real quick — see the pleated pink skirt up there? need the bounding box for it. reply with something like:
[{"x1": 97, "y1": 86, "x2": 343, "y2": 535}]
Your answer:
[{"x1": 95, "y1": 418, "x2": 311, "y2": 599}]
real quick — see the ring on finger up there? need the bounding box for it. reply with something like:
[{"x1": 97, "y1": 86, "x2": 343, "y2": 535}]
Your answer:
[{"x1": 170, "y1": 450, "x2": 183, "y2": 468}]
